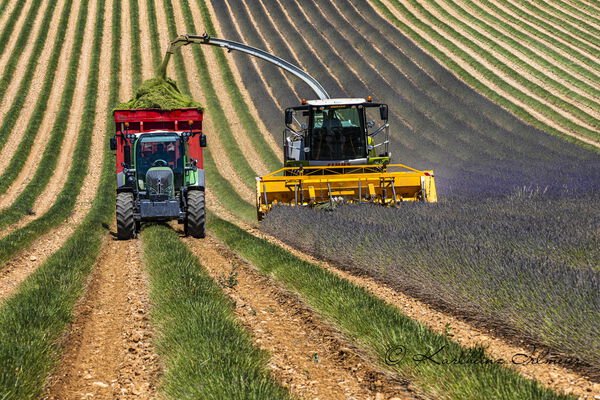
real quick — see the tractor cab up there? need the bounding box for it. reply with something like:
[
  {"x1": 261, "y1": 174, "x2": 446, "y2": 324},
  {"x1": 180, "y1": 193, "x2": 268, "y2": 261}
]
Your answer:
[
  {"x1": 283, "y1": 98, "x2": 390, "y2": 167},
  {"x1": 135, "y1": 132, "x2": 185, "y2": 198}
]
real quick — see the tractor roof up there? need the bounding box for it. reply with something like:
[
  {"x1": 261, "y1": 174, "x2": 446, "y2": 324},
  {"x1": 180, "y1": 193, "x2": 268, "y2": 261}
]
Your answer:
[{"x1": 306, "y1": 98, "x2": 367, "y2": 107}]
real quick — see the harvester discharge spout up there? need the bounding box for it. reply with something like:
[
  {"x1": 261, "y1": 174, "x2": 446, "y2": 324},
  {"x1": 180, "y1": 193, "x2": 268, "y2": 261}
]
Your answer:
[{"x1": 159, "y1": 33, "x2": 437, "y2": 220}]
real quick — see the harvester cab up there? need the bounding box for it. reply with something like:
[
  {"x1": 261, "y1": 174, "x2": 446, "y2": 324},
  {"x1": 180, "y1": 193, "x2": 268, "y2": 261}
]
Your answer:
[
  {"x1": 283, "y1": 98, "x2": 390, "y2": 168},
  {"x1": 112, "y1": 108, "x2": 207, "y2": 239}
]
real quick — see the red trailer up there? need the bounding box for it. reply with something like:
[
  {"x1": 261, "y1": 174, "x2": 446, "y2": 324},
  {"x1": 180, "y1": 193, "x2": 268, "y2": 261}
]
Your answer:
[{"x1": 110, "y1": 108, "x2": 206, "y2": 239}]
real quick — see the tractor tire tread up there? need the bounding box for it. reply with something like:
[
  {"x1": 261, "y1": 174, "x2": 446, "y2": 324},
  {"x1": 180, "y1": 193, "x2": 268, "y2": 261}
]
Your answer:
[{"x1": 187, "y1": 190, "x2": 205, "y2": 238}]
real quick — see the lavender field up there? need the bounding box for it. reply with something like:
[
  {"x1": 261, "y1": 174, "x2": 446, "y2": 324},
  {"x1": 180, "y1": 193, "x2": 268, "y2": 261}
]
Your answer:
[{"x1": 263, "y1": 189, "x2": 600, "y2": 369}]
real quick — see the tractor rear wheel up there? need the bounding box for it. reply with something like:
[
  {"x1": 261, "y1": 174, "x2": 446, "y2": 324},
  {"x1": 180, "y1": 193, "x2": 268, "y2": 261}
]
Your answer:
[
  {"x1": 186, "y1": 190, "x2": 205, "y2": 238},
  {"x1": 116, "y1": 192, "x2": 136, "y2": 240}
]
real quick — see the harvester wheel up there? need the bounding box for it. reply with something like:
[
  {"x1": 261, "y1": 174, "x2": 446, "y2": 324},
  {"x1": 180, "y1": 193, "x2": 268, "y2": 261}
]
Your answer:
[
  {"x1": 116, "y1": 192, "x2": 136, "y2": 240},
  {"x1": 186, "y1": 190, "x2": 205, "y2": 238}
]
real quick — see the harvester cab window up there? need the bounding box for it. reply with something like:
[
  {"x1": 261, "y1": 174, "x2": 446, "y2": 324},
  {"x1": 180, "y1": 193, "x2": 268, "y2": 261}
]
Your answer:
[
  {"x1": 136, "y1": 135, "x2": 184, "y2": 191},
  {"x1": 310, "y1": 107, "x2": 366, "y2": 160}
]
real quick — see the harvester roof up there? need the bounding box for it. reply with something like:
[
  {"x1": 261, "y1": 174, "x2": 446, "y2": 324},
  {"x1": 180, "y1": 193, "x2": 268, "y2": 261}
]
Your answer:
[{"x1": 306, "y1": 98, "x2": 367, "y2": 106}]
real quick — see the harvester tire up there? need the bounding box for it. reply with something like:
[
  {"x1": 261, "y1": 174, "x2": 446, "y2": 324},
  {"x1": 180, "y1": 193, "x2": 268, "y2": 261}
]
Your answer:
[
  {"x1": 186, "y1": 190, "x2": 205, "y2": 238},
  {"x1": 116, "y1": 192, "x2": 136, "y2": 240}
]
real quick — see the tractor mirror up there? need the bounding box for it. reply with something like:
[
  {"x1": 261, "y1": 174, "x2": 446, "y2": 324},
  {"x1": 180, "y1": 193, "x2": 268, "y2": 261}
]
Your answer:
[
  {"x1": 199, "y1": 134, "x2": 207, "y2": 147},
  {"x1": 109, "y1": 137, "x2": 117, "y2": 150},
  {"x1": 379, "y1": 105, "x2": 388, "y2": 121},
  {"x1": 285, "y1": 109, "x2": 293, "y2": 125}
]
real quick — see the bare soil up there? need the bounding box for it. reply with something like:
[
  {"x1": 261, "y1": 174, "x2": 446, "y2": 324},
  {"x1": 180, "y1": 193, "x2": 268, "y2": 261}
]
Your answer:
[
  {"x1": 0, "y1": 0, "x2": 35, "y2": 72},
  {"x1": 44, "y1": 237, "x2": 160, "y2": 400},
  {"x1": 119, "y1": 0, "x2": 133, "y2": 101},
  {"x1": 184, "y1": 233, "x2": 418, "y2": 400},
  {"x1": 137, "y1": 0, "x2": 154, "y2": 80}
]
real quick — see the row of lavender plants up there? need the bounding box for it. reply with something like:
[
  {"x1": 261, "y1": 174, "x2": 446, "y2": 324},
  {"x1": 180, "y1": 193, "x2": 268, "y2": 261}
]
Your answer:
[{"x1": 262, "y1": 190, "x2": 600, "y2": 368}]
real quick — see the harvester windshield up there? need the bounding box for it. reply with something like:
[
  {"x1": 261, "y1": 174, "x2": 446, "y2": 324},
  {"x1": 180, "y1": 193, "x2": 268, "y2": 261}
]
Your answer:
[
  {"x1": 310, "y1": 107, "x2": 366, "y2": 160},
  {"x1": 135, "y1": 134, "x2": 184, "y2": 190}
]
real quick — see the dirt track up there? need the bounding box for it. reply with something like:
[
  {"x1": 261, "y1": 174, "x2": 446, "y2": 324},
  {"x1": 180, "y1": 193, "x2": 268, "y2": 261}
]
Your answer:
[{"x1": 45, "y1": 238, "x2": 159, "y2": 400}]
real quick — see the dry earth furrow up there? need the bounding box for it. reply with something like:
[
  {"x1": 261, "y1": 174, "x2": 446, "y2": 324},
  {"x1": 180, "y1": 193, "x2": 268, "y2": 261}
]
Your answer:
[
  {"x1": 0, "y1": 0, "x2": 35, "y2": 71},
  {"x1": 185, "y1": 0, "x2": 269, "y2": 176},
  {"x1": 211, "y1": 204, "x2": 600, "y2": 399},
  {"x1": 470, "y1": 0, "x2": 600, "y2": 79},
  {"x1": 0, "y1": 0, "x2": 112, "y2": 296},
  {"x1": 45, "y1": 238, "x2": 160, "y2": 400},
  {"x1": 26, "y1": 0, "x2": 99, "y2": 218},
  {"x1": 0, "y1": 0, "x2": 66, "y2": 172},
  {"x1": 120, "y1": 0, "x2": 133, "y2": 100},
  {"x1": 406, "y1": 0, "x2": 600, "y2": 130},
  {"x1": 525, "y1": 0, "x2": 600, "y2": 34},
  {"x1": 184, "y1": 233, "x2": 418, "y2": 400},
  {"x1": 137, "y1": 0, "x2": 155, "y2": 80},
  {"x1": 433, "y1": 0, "x2": 600, "y2": 111},
  {"x1": 376, "y1": 0, "x2": 600, "y2": 144},
  {"x1": 506, "y1": 0, "x2": 600, "y2": 53},
  {"x1": 153, "y1": 0, "x2": 176, "y2": 79},
  {"x1": 217, "y1": 0, "x2": 300, "y2": 109},
  {"x1": 0, "y1": 0, "x2": 50, "y2": 120},
  {"x1": 169, "y1": 0, "x2": 254, "y2": 202},
  {"x1": 0, "y1": 0, "x2": 83, "y2": 209},
  {"x1": 203, "y1": 0, "x2": 282, "y2": 157},
  {"x1": 0, "y1": 0, "x2": 17, "y2": 28}
]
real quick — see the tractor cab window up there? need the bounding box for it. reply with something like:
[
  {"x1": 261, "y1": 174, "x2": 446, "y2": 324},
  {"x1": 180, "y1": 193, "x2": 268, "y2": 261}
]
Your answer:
[
  {"x1": 136, "y1": 135, "x2": 184, "y2": 189},
  {"x1": 309, "y1": 106, "x2": 366, "y2": 160}
]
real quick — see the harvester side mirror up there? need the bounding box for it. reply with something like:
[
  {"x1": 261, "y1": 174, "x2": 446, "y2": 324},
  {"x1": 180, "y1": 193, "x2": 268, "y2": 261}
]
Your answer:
[
  {"x1": 199, "y1": 134, "x2": 207, "y2": 147},
  {"x1": 109, "y1": 137, "x2": 117, "y2": 150},
  {"x1": 367, "y1": 121, "x2": 375, "y2": 129},
  {"x1": 379, "y1": 105, "x2": 388, "y2": 121},
  {"x1": 285, "y1": 109, "x2": 293, "y2": 125}
]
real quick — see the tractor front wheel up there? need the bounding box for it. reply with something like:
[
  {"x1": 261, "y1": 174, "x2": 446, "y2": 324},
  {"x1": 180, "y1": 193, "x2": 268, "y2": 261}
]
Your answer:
[
  {"x1": 186, "y1": 190, "x2": 205, "y2": 238},
  {"x1": 116, "y1": 192, "x2": 136, "y2": 240}
]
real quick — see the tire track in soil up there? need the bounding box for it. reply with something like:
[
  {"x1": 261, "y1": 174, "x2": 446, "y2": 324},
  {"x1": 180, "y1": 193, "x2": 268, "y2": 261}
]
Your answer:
[
  {"x1": 169, "y1": 0, "x2": 254, "y2": 203},
  {"x1": 0, "y1": 0, "x2": 82, "y2": 209},
  {"x1": 183, "y1": 233, "x2": 418, "y2": 400},
  {"x1": 0, "y1": 0, "x2": 50, "y2": 119},
  {"x1": 45, "y1": 238, "x2": 160, "y2": 400},
  {"x1": 0, "y1": 0, "x2": 112, "y2": 301}
]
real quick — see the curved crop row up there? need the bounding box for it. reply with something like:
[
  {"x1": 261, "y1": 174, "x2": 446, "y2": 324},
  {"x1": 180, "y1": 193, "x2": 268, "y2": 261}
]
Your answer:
[
  {"x1": 0, "y1": 0, "x2": 34, "y2": 57},
  {"x1": 0, "y1": 0, "x2": 73, "y2": 183},
  {"x1": 0, "y1": 1, "x2": 63, "y2": 152},
  {"x1": 0, "y1": 0, "x2": 91, "y2": 230},
  {"x1": 0, "y1": 0, "x2": 117, "y2": 396},
  {"x1": 128, "y1": 0, "x2": 142, "y2": 90},
  {"x1": 0, "y1": 0, "x2": 103, "y2": 265},
  {"x1": 464, "y1": 0, "x2": 600, "y2": 78},
  {"x1": 370, "y1": 0, "x2": 600, "y2": 145},
  {"x1": 394, "y1": 0, "x2": 599, "y2": 133},
  {"x1": 441, "y1": 0, "x2": 600, "y2": 98},
  {"x1": 193, "y1": 0, "x2": 280, "y2": 170},
  {"x1": 142, "y1": 225, "x2": 291, "y2": 399},
  {"x1": 0, "y1": 0, "x2": 46, "y2": 104}
]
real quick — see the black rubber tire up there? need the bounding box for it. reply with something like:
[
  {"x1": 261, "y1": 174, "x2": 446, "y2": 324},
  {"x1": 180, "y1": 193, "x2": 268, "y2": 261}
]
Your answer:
[
  {"x1": 186, "y1": 190, "x2": 205, "y2": 238},
  {"x1": 116, "y1": 192, "x2": 136, "y2": 240}
]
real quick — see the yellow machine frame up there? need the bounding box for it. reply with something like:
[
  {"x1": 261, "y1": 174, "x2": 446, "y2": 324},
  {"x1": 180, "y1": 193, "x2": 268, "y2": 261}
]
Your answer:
[{"x1": 256, "y1": 164, "x2": 437, "y2": 219}]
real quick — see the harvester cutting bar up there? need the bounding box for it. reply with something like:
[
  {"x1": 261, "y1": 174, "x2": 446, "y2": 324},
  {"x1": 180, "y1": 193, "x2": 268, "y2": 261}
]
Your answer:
[{"x1": 256, "y1": 165, "x2": 437, "y2": 219}]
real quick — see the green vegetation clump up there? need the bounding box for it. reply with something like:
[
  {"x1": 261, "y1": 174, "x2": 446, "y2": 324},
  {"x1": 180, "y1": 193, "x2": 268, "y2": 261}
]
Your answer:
[{"x1": 116, "y1": 77, "x2": 202, "y2": 110}]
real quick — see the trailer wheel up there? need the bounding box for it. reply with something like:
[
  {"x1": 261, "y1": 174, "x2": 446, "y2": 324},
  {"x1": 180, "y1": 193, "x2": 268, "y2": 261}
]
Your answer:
[
  {"x1": 116, "y1": 192, "x2": 136, "y2": 240},
  {"x1": 186, "y1": 190, "x2": 205, "y2": 238}
]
